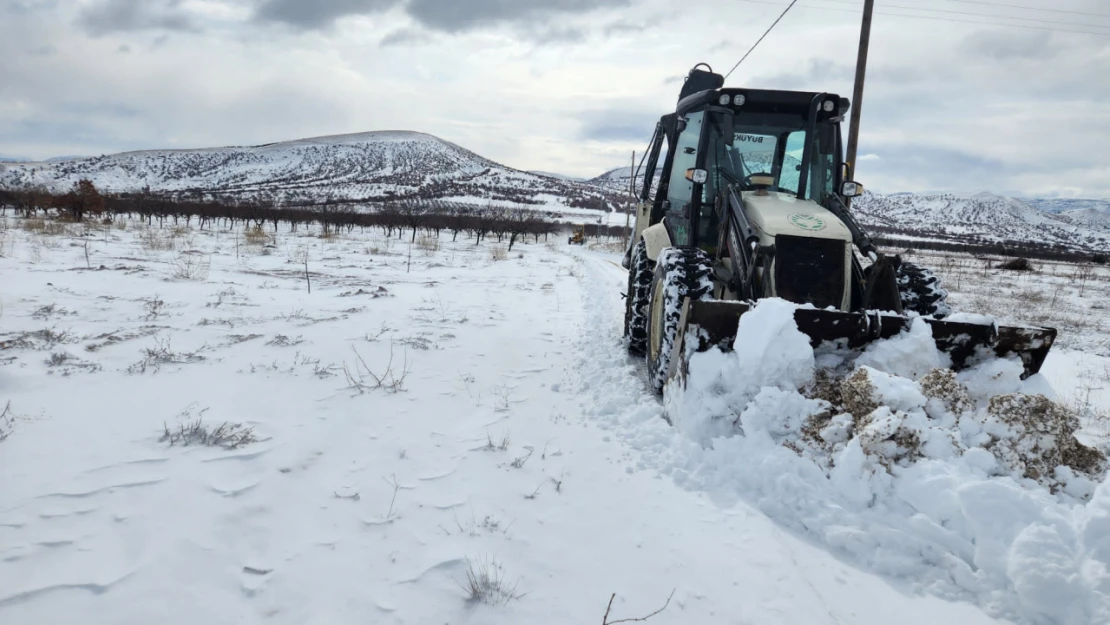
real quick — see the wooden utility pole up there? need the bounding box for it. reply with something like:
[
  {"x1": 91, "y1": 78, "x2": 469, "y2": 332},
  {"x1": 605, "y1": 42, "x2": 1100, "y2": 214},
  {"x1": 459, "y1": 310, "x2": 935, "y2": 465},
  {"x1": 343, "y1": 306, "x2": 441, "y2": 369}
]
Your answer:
[
  {"x1": 624, "y1": 150, "x2": 635, "y2": 247},
  {"x1": 845, "y1": 0, "x2": 875, "y2": 206}
]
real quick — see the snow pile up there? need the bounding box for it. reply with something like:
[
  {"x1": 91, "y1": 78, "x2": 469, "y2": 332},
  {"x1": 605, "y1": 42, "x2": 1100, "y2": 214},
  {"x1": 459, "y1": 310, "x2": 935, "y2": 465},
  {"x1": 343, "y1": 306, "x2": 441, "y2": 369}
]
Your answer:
[{"x1": 663, "y1": 298, "x2": 1110, "y2": 624}]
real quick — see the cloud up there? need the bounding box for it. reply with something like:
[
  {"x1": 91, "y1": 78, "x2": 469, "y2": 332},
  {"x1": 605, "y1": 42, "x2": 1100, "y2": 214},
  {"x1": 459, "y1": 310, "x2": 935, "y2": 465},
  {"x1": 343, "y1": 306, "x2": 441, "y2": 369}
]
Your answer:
[
  {"x1": 77, "y1": 0, "x2": 199, "y2": 36},
  {"x1": 603, "y1": 20, "x2": 647, "y2": 37},
  {"x1": 577, "y1": 107, "x2": 659, "y2": 142},
  {"x1": 961, "y1": 29, "x2": 1060, "y2": 61},
  {"x1": 379, "y1": 28, "x2": 431, "y2": 47},
  {"x1": 254, "y1": 0, "x2": 402, "y2": 29},
  {"x1": 404, "y1": 0, "x2": 635, "y2": 33},
  {"x1": 523, "y1": 25, "x2": 586, "y2": 44}
]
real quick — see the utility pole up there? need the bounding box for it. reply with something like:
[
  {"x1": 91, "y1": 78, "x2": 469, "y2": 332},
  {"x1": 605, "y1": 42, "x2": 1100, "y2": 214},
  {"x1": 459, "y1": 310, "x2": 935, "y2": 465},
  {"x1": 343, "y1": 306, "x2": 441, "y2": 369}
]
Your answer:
[
  {"x1": 624, "y1": 150, "x2": 634, "y2": 247},
  {"x1": 845, "y1": 0, "x2": 875, "y2": 207}
]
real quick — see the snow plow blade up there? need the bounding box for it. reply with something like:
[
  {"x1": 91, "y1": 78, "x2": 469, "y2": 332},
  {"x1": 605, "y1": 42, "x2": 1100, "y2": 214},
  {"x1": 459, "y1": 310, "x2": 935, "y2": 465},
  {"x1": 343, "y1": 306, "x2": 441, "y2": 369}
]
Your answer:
[{"x1": 676, "y1": 300, "x2": 1056, "y2": 380}]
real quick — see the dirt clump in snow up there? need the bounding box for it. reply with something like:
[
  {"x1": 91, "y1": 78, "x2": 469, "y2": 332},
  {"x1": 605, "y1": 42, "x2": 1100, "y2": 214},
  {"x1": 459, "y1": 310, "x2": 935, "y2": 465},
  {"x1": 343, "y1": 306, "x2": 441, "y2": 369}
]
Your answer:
[
  {"x1": 919, "y1": 368, "x2": 975, "y2": 418},
  {"x1": 984, "y1": 393, "x2": 1106, "y2": 488},
  {"x1": 839, "y1": 367, "x2": 881, "y2": 419}
]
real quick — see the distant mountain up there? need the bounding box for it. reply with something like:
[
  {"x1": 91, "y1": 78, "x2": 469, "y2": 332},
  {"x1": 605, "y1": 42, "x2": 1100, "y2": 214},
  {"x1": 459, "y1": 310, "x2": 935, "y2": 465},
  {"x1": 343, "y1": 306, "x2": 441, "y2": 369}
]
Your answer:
[
  {"x1": 588, "y1": 164, "x2": 663, "y2": 195},
  {"x1": 852, "y1": 191, "x2": 1110, "y2": 253},
  {"x1": 527, "y1": 171, "x2": 585, "y2": 182},
  {"x1": 1022, "y1": 197, "x2": 1110, "y2": 215},
  {"x1": 0, "y1": 131, "x2": 624, "y2": 213}
]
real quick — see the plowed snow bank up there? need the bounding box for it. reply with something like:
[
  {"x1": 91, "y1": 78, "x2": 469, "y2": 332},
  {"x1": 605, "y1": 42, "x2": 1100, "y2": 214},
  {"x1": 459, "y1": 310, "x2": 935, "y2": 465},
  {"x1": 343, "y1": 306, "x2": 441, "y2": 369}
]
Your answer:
[{"x1": 661, "y1": 298, "x2": 1110, "y2": 624}]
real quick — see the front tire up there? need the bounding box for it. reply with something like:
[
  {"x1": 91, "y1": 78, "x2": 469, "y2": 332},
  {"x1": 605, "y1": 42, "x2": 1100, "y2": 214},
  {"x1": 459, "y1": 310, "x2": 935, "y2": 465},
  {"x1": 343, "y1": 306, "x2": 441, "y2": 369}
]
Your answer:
[
  {"x1": 624, "y1": 239, "x2": 653, "y2": 355},
  {"x1": 897, "y1": 260, "x2": 951, "y2": 317},
  {"x1": 646, "y1": 247, "x2": 714, "y2": 393}
]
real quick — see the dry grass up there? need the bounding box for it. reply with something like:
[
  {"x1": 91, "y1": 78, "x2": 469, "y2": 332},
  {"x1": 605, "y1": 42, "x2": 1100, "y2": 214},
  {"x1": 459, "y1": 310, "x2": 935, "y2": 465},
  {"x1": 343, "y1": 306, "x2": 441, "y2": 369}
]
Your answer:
[
  {"x1": 160, "y1": 419, "x2": 256, "y2": 449},
  {"x1": 243, "y1": 225, "x2": 271, "y2": 246},
  {"x1": 416, "y1": 234, "x2": 440, "y2": 256},
  {"x1": 137, "y1": 228, "x2": 177, "y2": 252},
  {"x1": 19, "y1": 217, "x2": 72, "y2": 237},
  {"x1": 459, "y1": 556, "x2": 523, "y2": 605}
]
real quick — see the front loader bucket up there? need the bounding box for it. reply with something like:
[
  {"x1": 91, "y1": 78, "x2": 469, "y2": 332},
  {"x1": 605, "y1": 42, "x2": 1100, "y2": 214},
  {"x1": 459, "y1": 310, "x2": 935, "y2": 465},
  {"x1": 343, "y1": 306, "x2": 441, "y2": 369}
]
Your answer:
[{"x1": 672, "y1": 300, "x2": 1056, "y2": 382}]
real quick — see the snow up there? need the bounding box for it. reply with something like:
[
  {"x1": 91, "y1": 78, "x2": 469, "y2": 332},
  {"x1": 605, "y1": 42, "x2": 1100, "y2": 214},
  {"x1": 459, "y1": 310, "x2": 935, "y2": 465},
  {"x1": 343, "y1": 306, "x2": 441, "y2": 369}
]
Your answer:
[
  {"x1": 613, "y1": 295, "x2": 1110, "y2": 624},
  {"x1": 855, "y1": 319, "x2": 952, "y2": 380},
  {"x1": 1, "y1": 216, "x2": 1109, "y2": 625}
]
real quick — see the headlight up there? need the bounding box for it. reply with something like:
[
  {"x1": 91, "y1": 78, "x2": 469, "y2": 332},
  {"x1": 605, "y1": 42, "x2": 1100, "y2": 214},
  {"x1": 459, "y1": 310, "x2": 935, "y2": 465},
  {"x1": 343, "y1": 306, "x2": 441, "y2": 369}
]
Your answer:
[
  {"x1": 823, "y1": 100, "x2": 835, "y2": 112},
  {"x1": 719, "y1": 94, "x2": 731, "y2": 105},
  {"x1": 733, "y1": 94, "x2": 746, "y2": 106}
]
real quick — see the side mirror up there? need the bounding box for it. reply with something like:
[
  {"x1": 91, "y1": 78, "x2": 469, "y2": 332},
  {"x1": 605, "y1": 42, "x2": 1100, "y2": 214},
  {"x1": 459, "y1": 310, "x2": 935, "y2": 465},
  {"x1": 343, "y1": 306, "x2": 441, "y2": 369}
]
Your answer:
[
  {"x1": 841, "y1": 181, "x2": 864, "y2": 197},
  {"x1": 685, "y1": 168, "x2": 708, "y2": 184}
]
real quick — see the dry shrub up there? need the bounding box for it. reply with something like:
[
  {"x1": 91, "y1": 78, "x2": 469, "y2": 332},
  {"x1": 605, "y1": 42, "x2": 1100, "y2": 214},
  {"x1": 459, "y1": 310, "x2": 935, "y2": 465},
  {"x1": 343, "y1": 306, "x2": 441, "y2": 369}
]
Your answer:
[
  {"x1": 169, "y1": 253, "x2": 211, "y2": 281},
  {"x1": 998, "y1": 257, "x2": 1033, "y2": 271},
  {"x1": 20, "y1": 218, "x2": 71, "y2": 237},
  {"x1": 138, "y1": 228, "x2": 176, "y2": 251},
  {"x1": 416, "y1": 234, "x2": 440, "y2": 256},
  {"x1": 1014, "y1": 288, "x2": 1048, "y2": 306},
  {"x1": 460, "y1": 556, "x2": 522, "y2": 605},
  {"x1": 160, "y1": 419, "x2": 256, "y2": 449},
  {"x1": 244, "y1": 226, "x2": 270, "y2": 246}
]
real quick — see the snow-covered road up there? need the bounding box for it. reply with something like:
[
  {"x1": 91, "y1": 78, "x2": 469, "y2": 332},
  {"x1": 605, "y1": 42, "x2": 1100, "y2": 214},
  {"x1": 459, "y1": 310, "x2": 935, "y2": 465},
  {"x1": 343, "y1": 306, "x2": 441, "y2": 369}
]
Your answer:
[{"x1": 0, "y1": 220, "x2": 1097, "y2": 624}]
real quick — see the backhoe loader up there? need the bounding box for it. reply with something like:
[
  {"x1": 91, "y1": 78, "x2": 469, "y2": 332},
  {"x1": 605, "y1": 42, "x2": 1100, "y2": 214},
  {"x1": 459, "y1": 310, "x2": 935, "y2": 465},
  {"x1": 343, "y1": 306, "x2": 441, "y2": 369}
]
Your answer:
[{"x1": 622, "y1": 64, "x2": 1056, "y2": 393}]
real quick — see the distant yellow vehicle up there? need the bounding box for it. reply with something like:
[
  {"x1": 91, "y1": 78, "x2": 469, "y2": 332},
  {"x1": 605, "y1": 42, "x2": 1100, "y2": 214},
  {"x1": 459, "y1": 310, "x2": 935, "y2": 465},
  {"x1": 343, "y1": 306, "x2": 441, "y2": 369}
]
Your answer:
[{"x1": 567, "y1": 224, "x2": 586, "y2": 245}]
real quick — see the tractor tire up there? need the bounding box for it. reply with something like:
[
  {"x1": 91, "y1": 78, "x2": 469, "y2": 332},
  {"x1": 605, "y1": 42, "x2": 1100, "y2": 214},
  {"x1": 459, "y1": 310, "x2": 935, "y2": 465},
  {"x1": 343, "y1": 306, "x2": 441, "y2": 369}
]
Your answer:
[
  {"x1": 624, "y1": 239, "x2": 653, "y2": 355},
  {"x1": 646, "y1": 247, "x2": 714, "y2": 394},
  {"x1": 896, "y1": 260, "x2": 951, "y2": 318}
]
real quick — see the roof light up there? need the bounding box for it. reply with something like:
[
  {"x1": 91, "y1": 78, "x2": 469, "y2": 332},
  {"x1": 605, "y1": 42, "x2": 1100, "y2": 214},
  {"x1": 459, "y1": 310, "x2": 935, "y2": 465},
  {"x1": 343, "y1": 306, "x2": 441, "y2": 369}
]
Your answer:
[
  {"x1": 718, "y1": 94, "x2": 731, "y2": 106},
  {"x1": 733, "y1": 94, "x2": 746, "y2": 106},
  {"x1": 822, "y1": 100, "x2": 835, "y2": 112}
]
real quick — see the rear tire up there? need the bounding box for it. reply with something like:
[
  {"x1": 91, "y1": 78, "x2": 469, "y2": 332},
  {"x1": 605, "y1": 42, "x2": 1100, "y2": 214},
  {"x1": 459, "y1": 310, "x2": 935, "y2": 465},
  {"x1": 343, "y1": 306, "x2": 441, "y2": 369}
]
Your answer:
[
  {"x1": 624, "y1": 239, "x2": 653, "y2": 355},
  {"x1": 897, "y1": 260, "x2": 951, "y2": 317},
  {"x1": 646, "y1": 247, "x2": 714, "y2": 394}
]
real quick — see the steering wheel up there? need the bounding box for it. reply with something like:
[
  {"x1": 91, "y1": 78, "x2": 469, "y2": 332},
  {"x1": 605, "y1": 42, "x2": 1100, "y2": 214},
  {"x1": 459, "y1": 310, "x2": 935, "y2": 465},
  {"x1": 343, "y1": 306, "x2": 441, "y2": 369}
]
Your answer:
[{"x1": 743, "y1": 172, "x2": 774, "y2": 187}]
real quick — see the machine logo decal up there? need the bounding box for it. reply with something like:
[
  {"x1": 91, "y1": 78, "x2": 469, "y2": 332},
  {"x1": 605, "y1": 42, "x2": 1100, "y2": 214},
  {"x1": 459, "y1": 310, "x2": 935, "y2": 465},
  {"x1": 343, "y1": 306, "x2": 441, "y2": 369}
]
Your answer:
[{"x1": 788, "y1": 213, "x2": 826, "y2": 231}]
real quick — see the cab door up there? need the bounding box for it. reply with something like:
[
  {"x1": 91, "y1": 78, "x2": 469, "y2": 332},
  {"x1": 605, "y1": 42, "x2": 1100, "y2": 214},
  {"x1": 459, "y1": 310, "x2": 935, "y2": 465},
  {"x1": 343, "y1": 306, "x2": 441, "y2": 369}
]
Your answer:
[{"x1": 661, "y1": 110, "x2": 704, "y2": 247}]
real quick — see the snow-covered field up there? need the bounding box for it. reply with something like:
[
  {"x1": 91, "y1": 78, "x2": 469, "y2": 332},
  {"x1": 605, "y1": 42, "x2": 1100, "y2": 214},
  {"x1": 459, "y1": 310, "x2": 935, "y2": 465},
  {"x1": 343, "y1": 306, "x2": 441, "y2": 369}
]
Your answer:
[{"x1": 1, "y1": 216, "x2": 1108, "y2": 624}]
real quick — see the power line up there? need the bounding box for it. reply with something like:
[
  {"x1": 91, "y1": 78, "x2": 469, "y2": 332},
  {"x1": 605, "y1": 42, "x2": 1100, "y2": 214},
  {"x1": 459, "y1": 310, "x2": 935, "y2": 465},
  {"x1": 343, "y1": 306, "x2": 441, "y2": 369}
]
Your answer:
[
  {"x1": 813, "y1": 0, "x2": 1110, "y2": 28},
  {"x1": 880, "y1": 2, "x2": 1110, "y2": 29},
  {"x1": 733, "y1": 0, "x2": 1110, "y2": 36},
  {"x1": 724, "y1": 0, "x2": 800, "y2": 79},
  {"x1": 944, "y1": 0, "x2": 1110, "y2": 19}
]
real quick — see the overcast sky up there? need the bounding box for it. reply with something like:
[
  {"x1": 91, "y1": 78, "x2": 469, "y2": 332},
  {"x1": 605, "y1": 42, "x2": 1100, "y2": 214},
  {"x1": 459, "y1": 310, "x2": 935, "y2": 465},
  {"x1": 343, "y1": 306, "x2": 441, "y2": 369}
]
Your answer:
[{"x1": 1, "y1": 0, "x2": 1108, "y2": 197}]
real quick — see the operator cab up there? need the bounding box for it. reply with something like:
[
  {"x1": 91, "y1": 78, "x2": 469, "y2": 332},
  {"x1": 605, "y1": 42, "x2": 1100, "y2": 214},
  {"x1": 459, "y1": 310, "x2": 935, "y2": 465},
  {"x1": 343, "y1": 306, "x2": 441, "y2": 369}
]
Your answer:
[
  {"x1": 631, "y1": 64, "x2": 869, "y2": 311},
  {"x1": 657, "y1": 87, "x2": 854, "y2": 249}
]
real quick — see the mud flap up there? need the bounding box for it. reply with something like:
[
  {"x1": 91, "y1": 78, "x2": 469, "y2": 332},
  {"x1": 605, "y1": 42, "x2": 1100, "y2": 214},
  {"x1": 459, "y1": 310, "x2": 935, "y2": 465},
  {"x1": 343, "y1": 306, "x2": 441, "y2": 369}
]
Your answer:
[{"x1": 669, "y1": 299, "x2": 1056, "y2": 386}]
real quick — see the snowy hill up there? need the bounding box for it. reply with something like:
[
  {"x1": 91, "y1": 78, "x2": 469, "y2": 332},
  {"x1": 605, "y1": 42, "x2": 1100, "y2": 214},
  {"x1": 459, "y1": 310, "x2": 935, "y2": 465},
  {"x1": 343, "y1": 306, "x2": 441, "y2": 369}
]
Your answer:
[
  {"x1": 0, "y1": 131, "x2": 623, "y2": 212},
  {"x1": 1022, "y1": 197, "x2": 1110, "y2": 215},
  {"x1": 852, "y1": 191, "x2": 1110, "y2": 253}
]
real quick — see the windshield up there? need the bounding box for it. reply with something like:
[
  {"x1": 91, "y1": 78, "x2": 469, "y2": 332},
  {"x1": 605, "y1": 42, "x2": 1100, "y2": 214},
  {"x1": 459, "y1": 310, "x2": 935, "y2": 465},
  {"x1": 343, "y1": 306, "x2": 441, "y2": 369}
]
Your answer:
[{"x1": 704, "y1": 111, "x2": 836, "y2": 204}]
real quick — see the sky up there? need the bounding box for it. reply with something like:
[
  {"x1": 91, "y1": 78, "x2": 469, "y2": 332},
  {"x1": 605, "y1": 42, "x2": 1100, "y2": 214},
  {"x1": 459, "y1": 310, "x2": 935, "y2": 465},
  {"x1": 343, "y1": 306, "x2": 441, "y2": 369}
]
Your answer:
[{"x1": 1, "y1": 0, "x2": 1108, "y2": 198}]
